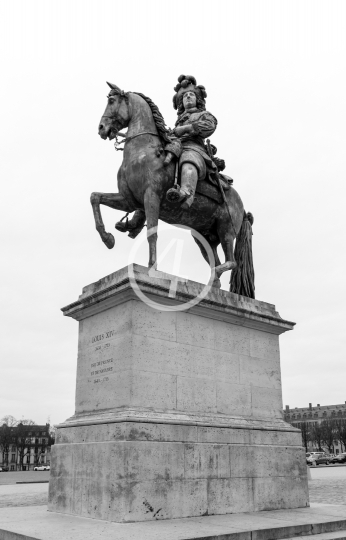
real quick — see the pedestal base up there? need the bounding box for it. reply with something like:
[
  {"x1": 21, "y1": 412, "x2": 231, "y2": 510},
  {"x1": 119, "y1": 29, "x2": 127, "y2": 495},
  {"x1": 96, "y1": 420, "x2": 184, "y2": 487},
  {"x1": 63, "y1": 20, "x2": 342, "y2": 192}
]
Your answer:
[
  {"x1": 49, "y1": 421, "x2": 308, "y2": 522},
  {"x1": 3, "y1": 504, "x2": 346, "y2": 540},
  {"x1": 49, "y1": 265, "x2": 308, "y2": 522}
]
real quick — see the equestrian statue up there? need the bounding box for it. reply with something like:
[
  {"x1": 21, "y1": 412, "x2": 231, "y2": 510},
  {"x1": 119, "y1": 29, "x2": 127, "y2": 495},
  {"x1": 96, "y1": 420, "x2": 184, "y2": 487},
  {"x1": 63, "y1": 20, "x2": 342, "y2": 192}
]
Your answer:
[{"x1": 91, "y1": 74, "x2": 255, "y2": 297}]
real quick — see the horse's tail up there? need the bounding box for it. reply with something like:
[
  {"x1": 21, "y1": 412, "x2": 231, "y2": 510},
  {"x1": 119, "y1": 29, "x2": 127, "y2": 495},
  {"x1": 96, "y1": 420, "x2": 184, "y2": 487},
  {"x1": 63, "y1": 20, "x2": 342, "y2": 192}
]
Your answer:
[{"x1": 230, "y1": 212, "x2": 255, "y2": 298}]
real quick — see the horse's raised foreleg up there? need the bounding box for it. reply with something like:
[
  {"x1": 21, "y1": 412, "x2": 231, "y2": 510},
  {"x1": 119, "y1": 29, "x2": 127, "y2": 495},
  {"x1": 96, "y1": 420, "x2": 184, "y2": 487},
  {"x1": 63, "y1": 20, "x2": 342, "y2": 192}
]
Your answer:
[
  {"x1": 144, "y1": 189, "x2": 160, "y2": 269},
  {"x1": 90, "y1": 192, "x2": 132, "y2": 249}
]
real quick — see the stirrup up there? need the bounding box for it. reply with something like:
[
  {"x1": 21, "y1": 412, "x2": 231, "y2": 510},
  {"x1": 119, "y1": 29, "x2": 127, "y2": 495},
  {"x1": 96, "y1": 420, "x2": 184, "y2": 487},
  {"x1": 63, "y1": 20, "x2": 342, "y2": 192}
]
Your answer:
[{"x1": 115, "y1": 212, "x2": 130, "y2": 233}]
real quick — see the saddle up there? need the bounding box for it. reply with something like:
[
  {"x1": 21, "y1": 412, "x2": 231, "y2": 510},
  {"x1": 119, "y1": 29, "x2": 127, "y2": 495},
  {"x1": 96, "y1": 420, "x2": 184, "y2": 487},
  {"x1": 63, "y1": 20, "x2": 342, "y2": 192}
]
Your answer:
[
  {"x1": 199, "y1": 149, "x2": 233, "y2": 205},
  {"x1": 196, "y1": 173, "x2": 233, "y2": 205},
  {"x1": 203, "y1": 142, "x2": 233, "y2": 203}
]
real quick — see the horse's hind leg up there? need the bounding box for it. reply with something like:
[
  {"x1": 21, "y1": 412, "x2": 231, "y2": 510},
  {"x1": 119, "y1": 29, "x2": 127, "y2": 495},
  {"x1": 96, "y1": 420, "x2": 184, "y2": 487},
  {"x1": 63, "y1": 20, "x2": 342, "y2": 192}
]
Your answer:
[
  {"x1": 215, "y1": 218, "x2": 237, "y2": 279},
  {"x1": 144, "y1": 189, "x2": 160, "y2": 269},
  {"x1": 90, "y1": 192, "x2": 132, "y2": 249},
  {"x1": 193, "y1": 235, "x2": 222, "y2": 288}
]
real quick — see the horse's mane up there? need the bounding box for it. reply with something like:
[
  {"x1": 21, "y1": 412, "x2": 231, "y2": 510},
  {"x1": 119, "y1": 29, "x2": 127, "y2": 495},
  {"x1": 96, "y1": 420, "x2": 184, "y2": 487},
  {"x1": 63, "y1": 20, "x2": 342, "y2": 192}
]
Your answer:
[{"x1": 132, "y1": 92, "x2": 171, "y2": 144}]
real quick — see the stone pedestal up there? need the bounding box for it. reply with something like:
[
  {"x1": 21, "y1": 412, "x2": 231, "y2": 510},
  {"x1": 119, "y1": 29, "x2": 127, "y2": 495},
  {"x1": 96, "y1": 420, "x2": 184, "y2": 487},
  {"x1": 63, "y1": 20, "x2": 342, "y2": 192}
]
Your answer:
[{"x1": 48, "y1": 264, "x2": 308, "y2": 522}]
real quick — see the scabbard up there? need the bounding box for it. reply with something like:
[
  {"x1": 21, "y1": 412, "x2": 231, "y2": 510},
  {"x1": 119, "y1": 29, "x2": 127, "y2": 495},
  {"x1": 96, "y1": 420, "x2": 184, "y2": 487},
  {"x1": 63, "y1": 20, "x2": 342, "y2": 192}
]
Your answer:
[{"x1": 174, "y1": 160, "x2": 179, "y2": 186}]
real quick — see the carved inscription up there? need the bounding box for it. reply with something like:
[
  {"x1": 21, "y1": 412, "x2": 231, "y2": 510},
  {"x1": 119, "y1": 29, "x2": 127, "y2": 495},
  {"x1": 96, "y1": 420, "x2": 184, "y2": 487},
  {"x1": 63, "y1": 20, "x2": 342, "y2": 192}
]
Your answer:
[
  {"x1": 95, "y1": 343, "x2": 110, "y2": 352},
  {"x1": 87, "y1": 330, "x2": 116, "y2": 384},
  {"x1": 91, "y1": 358, "x2": 113, "y2": 368},
  {"x1": 94, "y1": 377, "x2": 109, "y2": 384},
  {"x1": 90, "y1": 358, "x2": 113, "y2": 376},
  {"x1": 91, "y1": 330, "x2": 116, "y2": 343}
]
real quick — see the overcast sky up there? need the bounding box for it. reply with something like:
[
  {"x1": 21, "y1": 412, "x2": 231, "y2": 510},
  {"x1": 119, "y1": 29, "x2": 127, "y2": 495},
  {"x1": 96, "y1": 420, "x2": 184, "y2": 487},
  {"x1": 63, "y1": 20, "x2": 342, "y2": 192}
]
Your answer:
[{"x1": 0, "y1": 0, "x2": 345, "y2": 426}]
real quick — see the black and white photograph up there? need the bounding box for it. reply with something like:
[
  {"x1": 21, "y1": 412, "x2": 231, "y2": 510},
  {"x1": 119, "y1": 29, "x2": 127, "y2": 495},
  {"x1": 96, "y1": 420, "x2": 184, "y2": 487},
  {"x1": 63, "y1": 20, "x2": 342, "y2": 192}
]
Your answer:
[{"x1": 0, "y1": 1, "x2": 346, "y2": 537}]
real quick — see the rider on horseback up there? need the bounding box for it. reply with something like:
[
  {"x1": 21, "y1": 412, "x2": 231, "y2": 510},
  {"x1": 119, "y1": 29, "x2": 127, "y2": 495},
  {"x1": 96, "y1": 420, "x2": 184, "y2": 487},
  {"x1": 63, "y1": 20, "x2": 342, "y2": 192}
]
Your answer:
[
  {"x1": 115, "y1": 74, "x2": 225, "y2": 237},
  {"x1": 165, "y1": 74, "x2": 218, "y2": 209}
]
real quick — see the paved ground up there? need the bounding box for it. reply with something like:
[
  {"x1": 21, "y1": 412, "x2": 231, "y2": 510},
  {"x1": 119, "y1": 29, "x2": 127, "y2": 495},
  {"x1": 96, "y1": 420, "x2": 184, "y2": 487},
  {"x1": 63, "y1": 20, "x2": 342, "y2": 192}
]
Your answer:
[
  {"x1": 0, "y1": 471, "x2": 50, "y2": 485},
  {"x1": 309, "y1": 478, "x2": 346, "y2": 505},
  {"x1": 308, "y1": 464, "x2": 346, "y2": 504},
  {"x1": 0, "y1": 472, "x2": 50, "y2": 508},
  {"x1": 0, "y1": 483, "x2": 48, "y2": 508}
]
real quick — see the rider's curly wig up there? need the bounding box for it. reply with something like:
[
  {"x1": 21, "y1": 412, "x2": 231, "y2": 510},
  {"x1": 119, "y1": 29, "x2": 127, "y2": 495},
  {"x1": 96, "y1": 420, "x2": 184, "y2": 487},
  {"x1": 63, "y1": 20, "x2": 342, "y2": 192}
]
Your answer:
[{"x1": 173, "y1": 74, "x2": 207, "y2": 116}]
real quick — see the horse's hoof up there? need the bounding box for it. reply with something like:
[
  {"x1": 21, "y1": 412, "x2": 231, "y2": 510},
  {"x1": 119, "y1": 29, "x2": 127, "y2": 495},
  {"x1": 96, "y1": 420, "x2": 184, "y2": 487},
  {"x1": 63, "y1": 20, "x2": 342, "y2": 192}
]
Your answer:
[
  {"x1": 128, "y1": 227, "x2": 143, "y2": 239},
  {"x1": 102, "y1": 233, "x2": 115, "y2": 249},
  {"x1": 212, "y1": 278, "x2": 221, "y2": 289},
  {"x1": 148, "y1": 263, "x2": 159, "y2": 278},
  {"x1": 215, "y1": 262, "x2": 236, "y2": 278}
]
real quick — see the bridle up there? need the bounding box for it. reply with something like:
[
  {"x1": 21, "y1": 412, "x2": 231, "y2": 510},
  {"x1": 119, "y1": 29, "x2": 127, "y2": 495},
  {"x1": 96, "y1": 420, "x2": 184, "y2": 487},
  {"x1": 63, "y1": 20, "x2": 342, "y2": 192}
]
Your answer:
[
  {"x1": 101, "y1": 91, "x2": 160, "y2": 151},
  {"x1": 101, "y1": 115, "x2": 124, "y2": 133},
  {"x1": 112, "y1": 130, "x2": 160, "y2": 151},
  {"x1": 101, "y1": 93, "x2": 126, "y2": 135}
]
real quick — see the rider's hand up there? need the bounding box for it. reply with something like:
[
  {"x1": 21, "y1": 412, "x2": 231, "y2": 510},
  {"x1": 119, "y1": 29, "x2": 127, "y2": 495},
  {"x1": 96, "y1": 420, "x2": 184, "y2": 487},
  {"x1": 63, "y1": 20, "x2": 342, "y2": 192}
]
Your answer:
[
  {"x1": 174, "y1": 125, "x2": 192, "y2": 137},
  {"x1": 173, "y1": 126, "x2": 183, "y2": 137}
]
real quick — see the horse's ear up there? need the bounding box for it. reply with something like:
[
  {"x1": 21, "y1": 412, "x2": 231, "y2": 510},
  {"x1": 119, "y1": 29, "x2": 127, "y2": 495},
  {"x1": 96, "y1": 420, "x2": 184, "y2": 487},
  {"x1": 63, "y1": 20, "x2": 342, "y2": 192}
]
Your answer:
[{"x1": 107, "y1": 81, "x2": 121, "y2": 92}]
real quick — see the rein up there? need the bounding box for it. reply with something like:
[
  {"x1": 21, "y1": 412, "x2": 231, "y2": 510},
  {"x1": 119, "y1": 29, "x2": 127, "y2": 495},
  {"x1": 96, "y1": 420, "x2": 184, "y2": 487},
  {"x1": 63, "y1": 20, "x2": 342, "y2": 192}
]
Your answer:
[
  {"x1": 113, "y1": 130, "x2": 160, "y2": 152},
  {"x1": 124, "y1": 131, "x2": 159, "y2": 144}
]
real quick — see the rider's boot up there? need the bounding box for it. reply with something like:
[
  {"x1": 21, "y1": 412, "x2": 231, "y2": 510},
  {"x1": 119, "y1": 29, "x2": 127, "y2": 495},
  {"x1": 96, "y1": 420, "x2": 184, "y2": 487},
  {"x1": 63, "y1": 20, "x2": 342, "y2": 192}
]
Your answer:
[
  {"x1": 115, "y1": 209, "x2": 146, "y2": 239},
  {"x1": 181, "y1": 193, "x2": 195, "y2": 209},
  {"x1": 180, "y1": 165, "x2": 198, "y2": 210},
  {"x1": 166, "y1": 164, "x2": 198, "y2": 208}
]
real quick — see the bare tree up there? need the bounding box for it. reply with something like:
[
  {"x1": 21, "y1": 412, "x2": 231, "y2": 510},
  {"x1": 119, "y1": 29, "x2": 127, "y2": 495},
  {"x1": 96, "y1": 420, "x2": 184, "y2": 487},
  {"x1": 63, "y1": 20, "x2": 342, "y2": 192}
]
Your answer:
[
  {"x1": 311, "y1": 422, "x2": 324, "y2": 451},
  {"x1": 14, "y1": 422, "x2": 36, "y2": 470},
  {"x1": 34, "y1": 450, "x2": 41, "y2": 466},
  {"x1": 320, "y1": 419, "x2": 337, "y2": 453},
  {"x1": 0, "y1": 424, "x2": 13, "y2": 466},
  {"x1": 48, "y1": 425, "x2": 56, "y2": 446},
  {"x1": 299, "y1": 421, "x2": 311, "y2": 451},
  {"x1": 1, "y1": 416, "x2": 17, "y2": 427},
  {"x1": 335, "y1": 419, "x2": 346, "y2": 452},
  {"x1": 1, "y1": 418, "x2": 41, "y2": 470},
  {"x1": 1, "y1": 417, "x2": 35, "y2": 427}
]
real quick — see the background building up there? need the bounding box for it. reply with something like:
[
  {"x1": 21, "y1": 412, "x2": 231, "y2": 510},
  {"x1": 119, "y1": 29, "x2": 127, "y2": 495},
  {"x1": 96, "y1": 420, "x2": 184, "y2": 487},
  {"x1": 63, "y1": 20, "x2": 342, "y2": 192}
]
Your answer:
[
  {"x1": 284, "y1": 402, "x2": 346, "y2": 453},
  {"x1": 0, "y1": 423, "x2": 54, "y2": 471}
]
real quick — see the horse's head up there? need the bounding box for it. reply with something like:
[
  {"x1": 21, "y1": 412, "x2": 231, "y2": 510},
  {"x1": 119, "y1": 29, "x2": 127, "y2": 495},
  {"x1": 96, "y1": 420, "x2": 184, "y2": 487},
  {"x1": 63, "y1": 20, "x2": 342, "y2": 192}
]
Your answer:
[{"x1": 98, "y1": 82, "x2": 130, "y2": 140}]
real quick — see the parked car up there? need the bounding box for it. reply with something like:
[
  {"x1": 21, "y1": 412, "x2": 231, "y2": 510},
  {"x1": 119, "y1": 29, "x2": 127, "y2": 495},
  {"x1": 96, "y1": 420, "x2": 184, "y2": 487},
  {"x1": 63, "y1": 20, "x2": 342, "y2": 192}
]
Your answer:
[
  {"x1": 306, "y1": 453, "x2": 331, "y2": 465},
  {"x1": 306, "y1": 452, "x2": 323, "y2": 462},
  {"x1": 34, "y1": 465, "x2": 50, "y2": 471},
  {"x1": 0, "y1": 467, "x2": 9, "y2": 472},
  {"x1": 331, "y1": 453, "x2": 346, "y2": 464}
]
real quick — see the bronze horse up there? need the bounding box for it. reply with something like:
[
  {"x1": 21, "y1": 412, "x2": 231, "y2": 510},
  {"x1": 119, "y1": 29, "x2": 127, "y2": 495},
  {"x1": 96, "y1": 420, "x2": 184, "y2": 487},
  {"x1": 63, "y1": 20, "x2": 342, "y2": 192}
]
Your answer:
[{"x1": 91, "y1": 82, "x2": 254, "y2": 294}]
